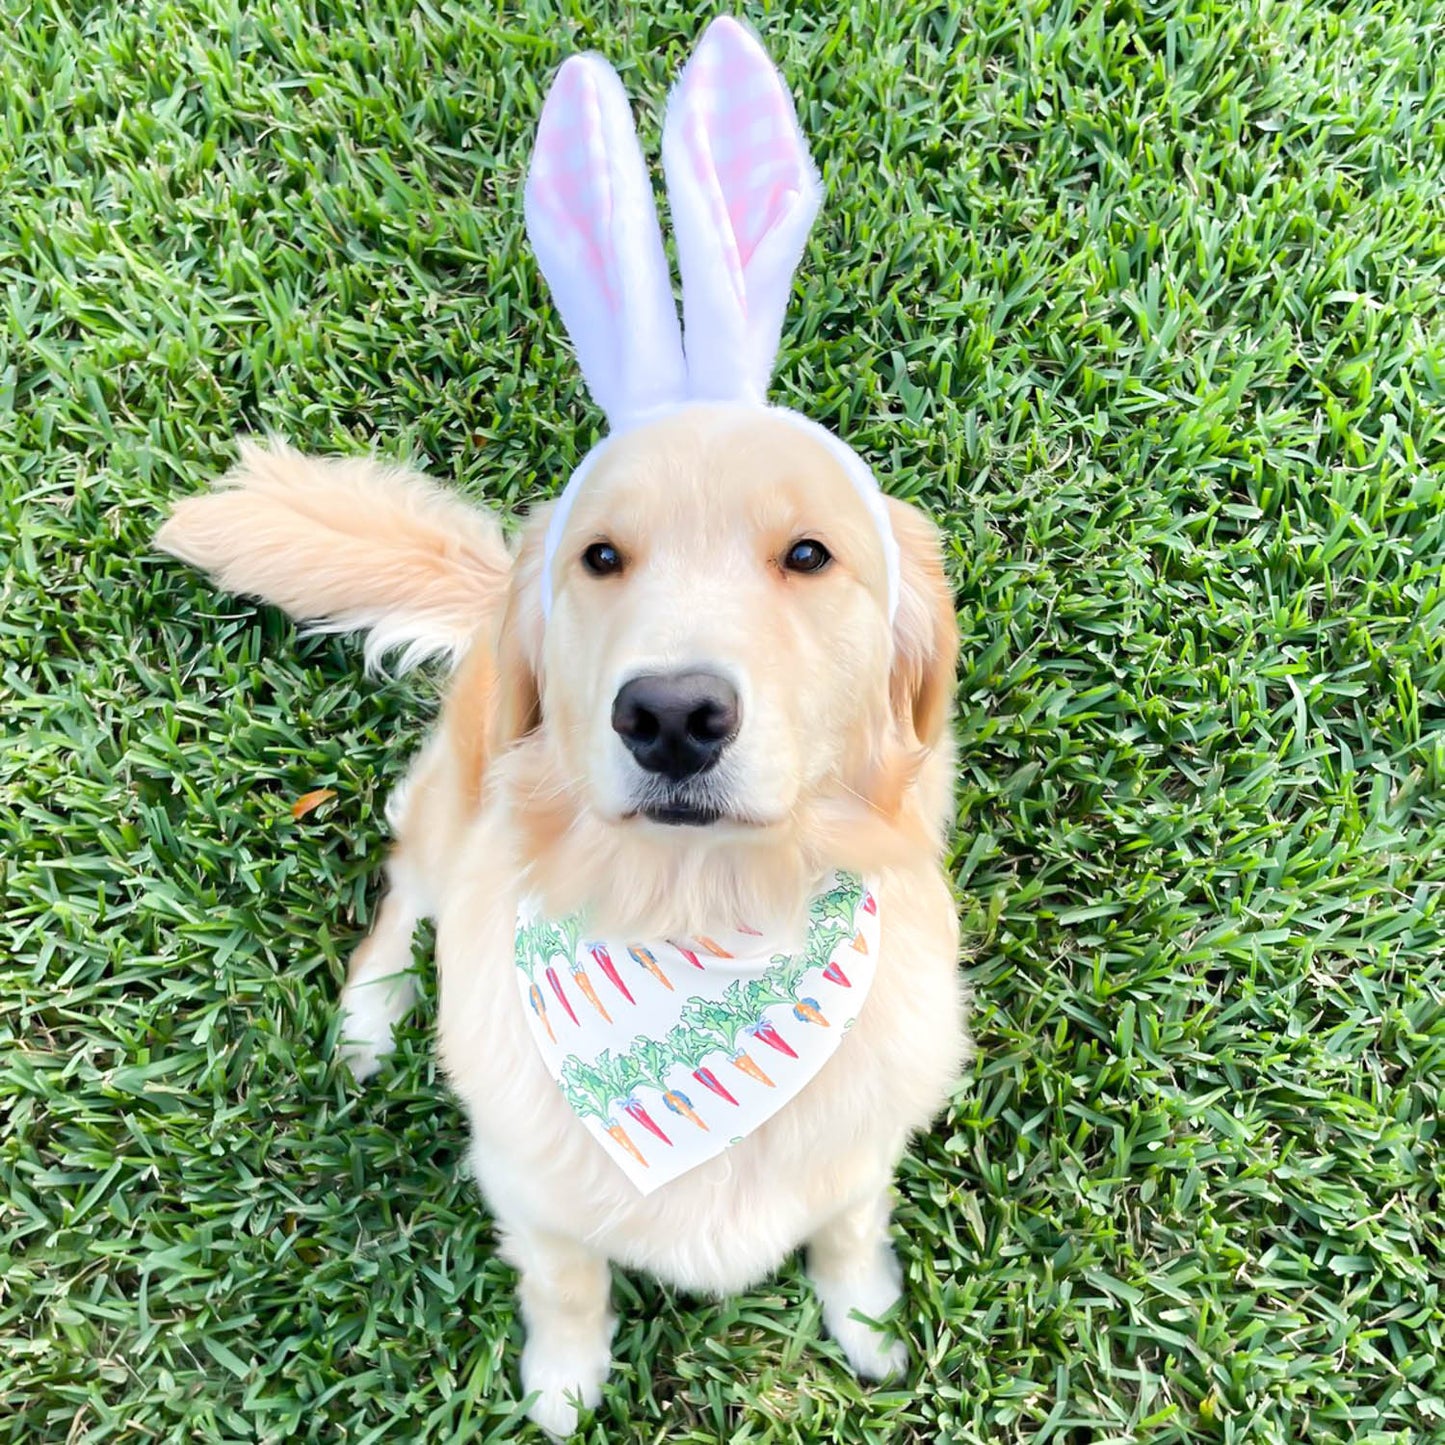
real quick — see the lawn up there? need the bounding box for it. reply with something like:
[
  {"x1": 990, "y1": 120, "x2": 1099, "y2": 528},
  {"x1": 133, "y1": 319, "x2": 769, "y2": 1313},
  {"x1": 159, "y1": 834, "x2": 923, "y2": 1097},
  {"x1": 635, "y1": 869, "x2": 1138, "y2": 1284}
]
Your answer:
[{"x1": 4, "y1": 0, "x2": 1445, "y2": 1440}]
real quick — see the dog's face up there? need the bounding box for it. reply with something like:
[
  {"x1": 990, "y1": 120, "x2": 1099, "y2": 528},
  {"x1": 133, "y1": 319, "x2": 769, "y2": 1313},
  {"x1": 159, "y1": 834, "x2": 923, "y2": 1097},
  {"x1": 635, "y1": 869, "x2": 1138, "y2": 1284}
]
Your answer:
[{"x1": 500, "y1": 405, "x2": 955, "y2": 835}]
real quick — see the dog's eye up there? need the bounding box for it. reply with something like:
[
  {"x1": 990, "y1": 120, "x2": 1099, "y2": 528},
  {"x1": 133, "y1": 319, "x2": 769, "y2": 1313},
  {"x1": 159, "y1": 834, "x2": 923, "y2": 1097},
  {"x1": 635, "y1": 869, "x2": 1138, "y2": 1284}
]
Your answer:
[
  {"x1": 783, "y1": 539, "x2": 832, "y2": 574},
  {"x1": 582, "y1": 541, "x2": 624, "y2": 577}
]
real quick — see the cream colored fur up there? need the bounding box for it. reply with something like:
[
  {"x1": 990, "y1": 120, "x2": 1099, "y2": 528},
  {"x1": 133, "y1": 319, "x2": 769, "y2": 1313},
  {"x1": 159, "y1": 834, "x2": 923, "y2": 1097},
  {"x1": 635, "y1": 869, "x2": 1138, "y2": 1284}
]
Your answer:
[
  {"x1": 157, "y1": 405, "x2": 969, "y2": 1437},
  {"x1": 158, "y1": 440, "x2": 510, "y2": 671}
]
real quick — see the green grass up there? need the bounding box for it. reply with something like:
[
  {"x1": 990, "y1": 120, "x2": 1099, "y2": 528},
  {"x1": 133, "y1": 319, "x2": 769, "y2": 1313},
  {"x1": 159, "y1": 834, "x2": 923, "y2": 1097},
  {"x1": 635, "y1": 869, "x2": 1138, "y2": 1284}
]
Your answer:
[{"x1": 4, "y1": 0, "x2": 1445, "y2": 1439}]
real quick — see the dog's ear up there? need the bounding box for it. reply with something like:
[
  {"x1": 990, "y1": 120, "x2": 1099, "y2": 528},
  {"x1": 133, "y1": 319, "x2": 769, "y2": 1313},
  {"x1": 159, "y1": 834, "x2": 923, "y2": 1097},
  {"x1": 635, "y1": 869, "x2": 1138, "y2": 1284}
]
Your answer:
[
  {"x1": 886, "y1": 496, "x2": 958, "y2": 750},
  {"x1": 490, "y1": 517, "x2": 547, "y2": 751}
]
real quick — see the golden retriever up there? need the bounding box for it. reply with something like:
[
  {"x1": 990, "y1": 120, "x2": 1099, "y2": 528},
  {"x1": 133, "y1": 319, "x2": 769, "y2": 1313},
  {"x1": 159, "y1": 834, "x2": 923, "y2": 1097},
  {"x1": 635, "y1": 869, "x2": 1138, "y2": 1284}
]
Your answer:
[
  {"x1": 157, "y1": 15, "x2": 970, "y2": 1433},
  {"x1": 157, "y1": 400, "x2": 968, "y2": 1433}
]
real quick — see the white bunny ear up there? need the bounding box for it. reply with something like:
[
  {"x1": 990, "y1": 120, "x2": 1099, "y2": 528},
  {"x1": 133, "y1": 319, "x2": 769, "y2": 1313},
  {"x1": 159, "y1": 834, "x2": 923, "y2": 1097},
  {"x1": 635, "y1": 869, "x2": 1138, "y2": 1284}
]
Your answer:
[
  {"x1": 662, "y1": 17, "x2": 822, "y2": 404},
  {"x1": 525, "y1": 54, "x2": 687, "y2": 430}
]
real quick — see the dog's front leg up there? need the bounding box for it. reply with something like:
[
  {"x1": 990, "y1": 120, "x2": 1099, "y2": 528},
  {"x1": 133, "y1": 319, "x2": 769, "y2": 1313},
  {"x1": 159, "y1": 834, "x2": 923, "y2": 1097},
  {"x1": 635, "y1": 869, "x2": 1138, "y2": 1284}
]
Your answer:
[
  {"x1": 338, "y1": 731, "x2": 459, "y2": 1080},
  {"x1": 807, "y1": 1184, "x2": 909, "y2": 1381},
  {"x1": 337, "y1": 868, "x2": 422, "y2": 1080},
  {"x1": 502, "y1": 1224, "x2": 615, "y2": 1437}
]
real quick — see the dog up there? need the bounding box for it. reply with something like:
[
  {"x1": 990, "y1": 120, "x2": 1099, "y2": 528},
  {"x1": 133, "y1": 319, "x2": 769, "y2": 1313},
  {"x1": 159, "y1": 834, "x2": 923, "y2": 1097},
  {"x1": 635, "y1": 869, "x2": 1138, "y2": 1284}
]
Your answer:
[{"x1": 157, "y1": 20, "x2": 969, "y2": 1436}]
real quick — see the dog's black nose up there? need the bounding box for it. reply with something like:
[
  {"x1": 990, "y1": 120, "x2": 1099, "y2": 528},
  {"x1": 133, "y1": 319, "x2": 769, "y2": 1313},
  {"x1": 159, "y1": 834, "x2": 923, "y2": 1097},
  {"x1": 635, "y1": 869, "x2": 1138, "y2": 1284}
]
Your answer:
[{"x1": 612, "y1": 671, "x2": 740, "y2": 781}]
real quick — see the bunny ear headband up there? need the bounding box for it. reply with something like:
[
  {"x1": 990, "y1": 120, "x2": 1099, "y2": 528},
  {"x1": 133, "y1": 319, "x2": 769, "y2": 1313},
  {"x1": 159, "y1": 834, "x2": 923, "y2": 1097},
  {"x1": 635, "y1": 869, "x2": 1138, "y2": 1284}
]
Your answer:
[{"x1": 524, "y1": 16, "x2": 900, "y2": 623}]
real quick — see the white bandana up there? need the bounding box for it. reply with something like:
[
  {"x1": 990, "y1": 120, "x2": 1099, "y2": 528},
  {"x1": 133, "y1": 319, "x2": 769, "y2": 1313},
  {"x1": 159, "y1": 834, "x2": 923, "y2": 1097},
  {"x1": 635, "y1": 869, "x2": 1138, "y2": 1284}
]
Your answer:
[{"x1": 514, "y1": 871, "x2": 880, "y2": 1193}]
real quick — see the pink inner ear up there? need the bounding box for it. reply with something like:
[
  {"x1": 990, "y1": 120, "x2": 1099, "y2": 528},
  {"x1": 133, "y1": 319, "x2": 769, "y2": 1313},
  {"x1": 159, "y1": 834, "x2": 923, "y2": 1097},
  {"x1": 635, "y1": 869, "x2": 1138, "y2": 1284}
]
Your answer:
[
  {"x1": 683, "y1": 25, "x2": 806, "y2": 278},
  {"x1": 531, "y1": 62, "x2": 619, "y2": 308}
]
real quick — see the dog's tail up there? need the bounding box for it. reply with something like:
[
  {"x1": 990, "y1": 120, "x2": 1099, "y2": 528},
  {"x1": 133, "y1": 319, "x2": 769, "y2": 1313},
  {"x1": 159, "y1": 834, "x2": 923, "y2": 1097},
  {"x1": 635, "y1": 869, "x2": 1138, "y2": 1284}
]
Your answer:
[{"x1": 155, "y1": 440, "x2": 511, "y2": 671}]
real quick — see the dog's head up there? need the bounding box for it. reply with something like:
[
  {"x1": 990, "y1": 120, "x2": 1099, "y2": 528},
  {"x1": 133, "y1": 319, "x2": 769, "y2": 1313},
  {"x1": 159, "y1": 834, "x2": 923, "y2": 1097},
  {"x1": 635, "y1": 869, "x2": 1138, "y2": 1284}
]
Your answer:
[
  {"x1": 494, "y1": 404, "x2": 955, "y2": 841},
  {"x1": 495, "y1": 21, "x2": 956, "y2": 868}
]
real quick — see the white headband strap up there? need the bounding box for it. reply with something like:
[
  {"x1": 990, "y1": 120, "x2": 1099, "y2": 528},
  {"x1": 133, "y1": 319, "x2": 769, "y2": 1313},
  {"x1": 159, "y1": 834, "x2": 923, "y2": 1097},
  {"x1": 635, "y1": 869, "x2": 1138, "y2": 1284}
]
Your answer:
[{"x1": 539, "y1": 407, "x2": 899, "y2": 624}]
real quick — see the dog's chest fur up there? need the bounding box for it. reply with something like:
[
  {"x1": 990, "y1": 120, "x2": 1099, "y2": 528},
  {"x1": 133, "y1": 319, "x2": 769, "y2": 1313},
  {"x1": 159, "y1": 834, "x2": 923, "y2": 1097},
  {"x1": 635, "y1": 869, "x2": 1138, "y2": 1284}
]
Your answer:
[{"x1": 434, "y1": 810, "x2": 968, "y2": 1296}]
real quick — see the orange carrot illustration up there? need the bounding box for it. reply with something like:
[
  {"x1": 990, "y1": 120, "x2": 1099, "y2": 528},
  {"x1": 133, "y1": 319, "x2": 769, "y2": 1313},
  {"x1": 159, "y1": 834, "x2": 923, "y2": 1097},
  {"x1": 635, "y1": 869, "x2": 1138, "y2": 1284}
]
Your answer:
[
  {"x1": 560, "y1": 1056, "x2": 648, "y2": 1170},
  {"x1": 571, "y1": 963, "x2": 612, "y2": 1022},
  {"x1": 628, "y1": 946, "x2": 674, "y2": 991},
  {"x1": 662, "y1": 1089, "x2": 709, "y2": 1131},
  {"x1": 604, "y1": 1120, "x2": 648, "y2": 1167},
  {"x1": 528, "y1": 983, "x2": 556, "y2": 1042},
  {"x1": 729, "y1": 1050, "x2": 775, "y2": 1087},
  {"x1": 791, "y1": 996, "x2": 830, "y2": 1028}
]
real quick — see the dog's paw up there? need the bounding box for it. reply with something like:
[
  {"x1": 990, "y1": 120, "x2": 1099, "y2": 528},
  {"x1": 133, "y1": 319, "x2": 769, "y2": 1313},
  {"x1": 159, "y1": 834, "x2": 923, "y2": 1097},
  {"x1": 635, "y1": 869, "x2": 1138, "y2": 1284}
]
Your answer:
[
  {"x1": 525, "y1": 1384, "x2": 584, "y2": 1441},
  {"x1": 337, "y1": 987, "x2": 393, "y2": 1082},
  {"x1": 337, "y1": 1036, "x2": 385, "y2": 1083},
  {"x1": 521, "y1": 1336, "x2": 610, "y2": 1439},
  {"x1": 828, "y1": 1309, "x2": 908, "y2": 1381},
  {"x1": 812, "y1": 1244, "x2": 907, "y2": 1381},
  {"x1": 338, "y1": 964, "x2": 417, "y2": 1082}
]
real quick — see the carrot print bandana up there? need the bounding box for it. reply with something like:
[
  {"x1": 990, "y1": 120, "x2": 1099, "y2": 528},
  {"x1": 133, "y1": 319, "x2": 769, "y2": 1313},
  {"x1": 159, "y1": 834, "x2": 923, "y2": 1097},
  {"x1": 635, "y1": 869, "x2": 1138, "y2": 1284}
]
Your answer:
[{"x1": 514, "y1": 871, "x2": 880, "y2": 1194}]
